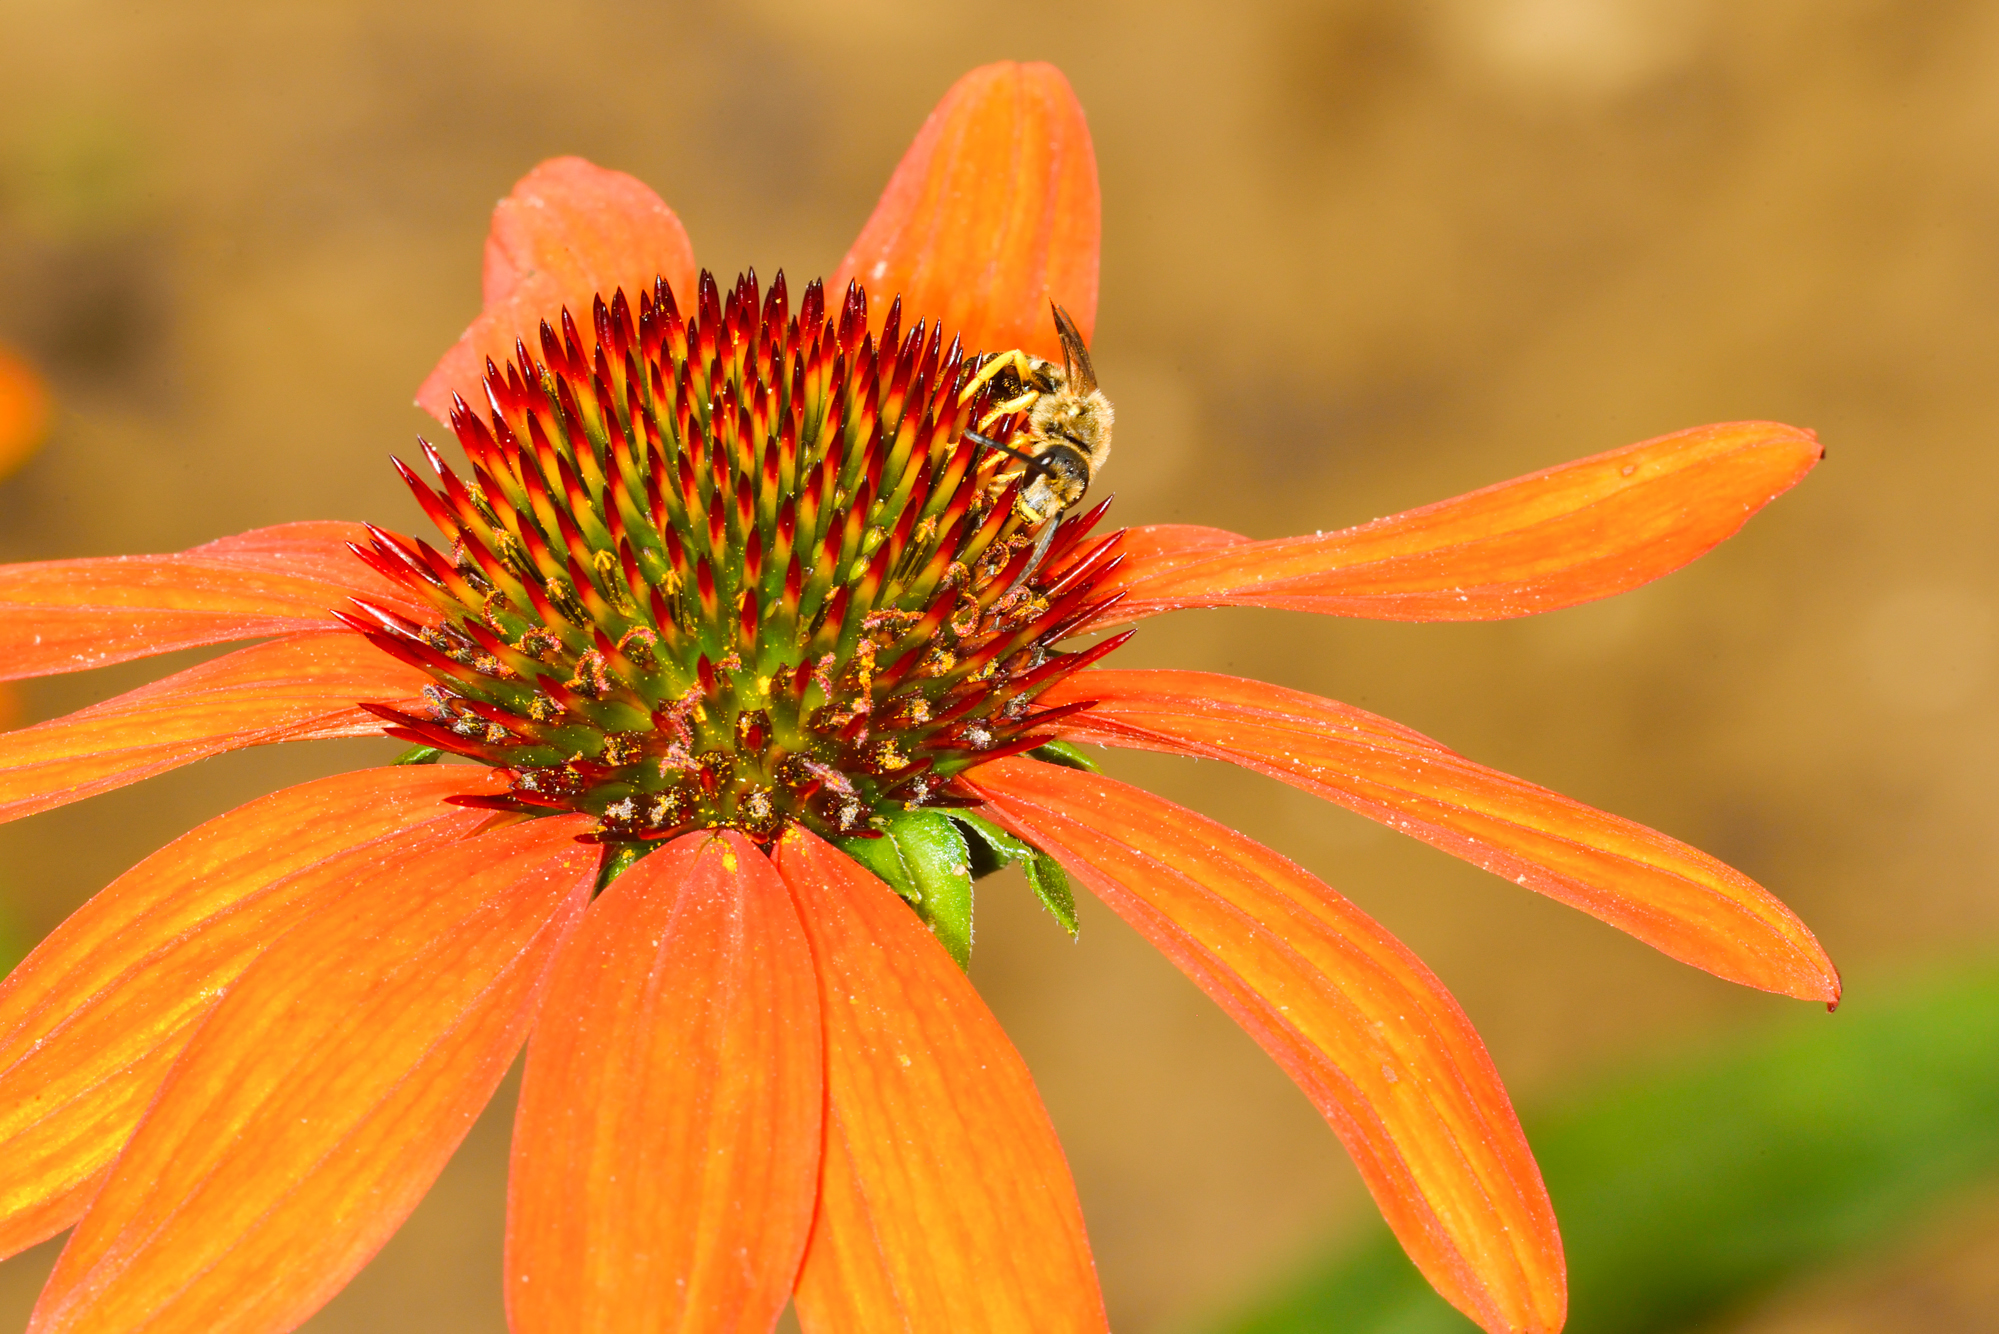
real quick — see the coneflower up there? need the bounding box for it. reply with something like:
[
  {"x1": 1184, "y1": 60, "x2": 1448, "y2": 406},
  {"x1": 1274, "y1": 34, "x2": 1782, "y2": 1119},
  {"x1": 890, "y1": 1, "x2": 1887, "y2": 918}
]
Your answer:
[{"x1": 0, "y1": 61, "x2": 1833, "y2": 1334}]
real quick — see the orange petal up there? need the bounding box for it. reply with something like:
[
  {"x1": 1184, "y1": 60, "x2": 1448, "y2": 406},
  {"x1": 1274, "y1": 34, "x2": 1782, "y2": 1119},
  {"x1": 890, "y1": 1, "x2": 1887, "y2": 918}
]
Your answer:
[
  {"x1": 0, "y1": 765, "x2": 505, "y2": 1259},
  {"x1": 968, "y1": 757, "x2": 1564, "y2": 1334},
  {"x1": 0, "y1": 521, "x2": 425, "y2": 682},
  {"x1": 1105, "y1": 523, "x2": 1244, "y2": 570},
  {"x1": 0, "y1": 630, "x2": 426, "y2": 825},
  {"x1": 1048, "y1": 670, "x2": 1839, "y2": 1003},
  {"x1": 417, "y1": 157, "x2": 698, "y2": 422},
  {"x1": 29, "y1": 816, "x2": 595, "y2": 1334},
  {"x1": 0, "y1": 344, "x2": 52, "y2": 481},
  {"x1": 774, "y1": 826, "x2": 1108, "y2": 1334},
  {"x1": 831, "y1": 62, "x2": 1099, "y2": 361},
  {"x1": 508, "y1": 833, "x2": 820, "y2": 1334},
  {"x1": 1098, "y1": 422, "x2": 1822, "y2": 624}
]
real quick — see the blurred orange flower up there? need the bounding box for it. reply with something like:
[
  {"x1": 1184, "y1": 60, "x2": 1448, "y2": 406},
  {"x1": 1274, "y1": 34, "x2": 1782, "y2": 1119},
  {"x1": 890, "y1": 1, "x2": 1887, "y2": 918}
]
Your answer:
[
  {"x1": 0, "y1": 345, "x2": 50, "y2": 735},
  {"x1": 0, "y1": 62, "x2": 1833, "y2": 1334},
  {"x1": 0, "y1": 345, "x2": 49, "y2": 484}
]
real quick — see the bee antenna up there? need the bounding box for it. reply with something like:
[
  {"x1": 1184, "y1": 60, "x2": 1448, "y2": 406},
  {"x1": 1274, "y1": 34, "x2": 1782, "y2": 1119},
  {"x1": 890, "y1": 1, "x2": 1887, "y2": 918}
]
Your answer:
[{"x1": 964, "y1": 428, "x2": 1056, "y2": 479}]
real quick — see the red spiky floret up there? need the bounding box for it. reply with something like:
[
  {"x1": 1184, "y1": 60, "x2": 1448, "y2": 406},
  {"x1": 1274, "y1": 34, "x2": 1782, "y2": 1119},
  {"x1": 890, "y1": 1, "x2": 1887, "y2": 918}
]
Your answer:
[{"x1": 359, "y1": 269, "x2": 1128, "y2": 846}]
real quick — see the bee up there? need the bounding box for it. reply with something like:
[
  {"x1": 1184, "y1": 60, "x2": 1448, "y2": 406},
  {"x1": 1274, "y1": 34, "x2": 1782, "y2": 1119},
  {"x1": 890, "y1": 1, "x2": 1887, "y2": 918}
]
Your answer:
[{"x1": 959, "y1": 305, "x2": 1114, "y2": 584}]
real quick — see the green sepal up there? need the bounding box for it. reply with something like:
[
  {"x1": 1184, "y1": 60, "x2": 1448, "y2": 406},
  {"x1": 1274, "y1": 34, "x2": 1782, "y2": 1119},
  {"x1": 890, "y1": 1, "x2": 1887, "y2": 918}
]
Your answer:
[
  {"x1": 1028, "y1": 739, "x2": 1100, "y2": 773},
  {"x1": 837, "y1": 830, "x2": 921, "y2": 905},
  {"x1": 962, "y1": 829, "x2": 1010, "y2": 881},
  {"x1": 953, "y1": 811, "x2": 1036, "y2": 871},
  {"x1": 952, "y1": 812, "x2": 1078, "y2": 938},
  {"x1": 842, "y1": 813, "x2": 976, "y2": 970},
  {"x1": 892, "y1": 811, "x2": 974, "y2": 970},
  {"x1": 596, "y1": 842, "x2": 645, "y2": 894},
  {"x1": 1023, "y1": 852, "x2": 1078, "y2": 937},
  {"x1": 392, "y1": 745, "x2": 444, "y2": 766}
]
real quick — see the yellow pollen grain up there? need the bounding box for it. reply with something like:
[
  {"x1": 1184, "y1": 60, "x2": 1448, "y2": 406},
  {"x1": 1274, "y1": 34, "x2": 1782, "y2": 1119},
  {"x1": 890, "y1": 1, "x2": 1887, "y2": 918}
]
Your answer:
[
  {"x1": 757, "y1": 675, "x2": 771, "y2": 696},
  {"x1": 693, "y1": 704, "x2": 708, "y2": 723},
  {"x1": 721, "y1": 847, "x2": 739, "y2": 872}
]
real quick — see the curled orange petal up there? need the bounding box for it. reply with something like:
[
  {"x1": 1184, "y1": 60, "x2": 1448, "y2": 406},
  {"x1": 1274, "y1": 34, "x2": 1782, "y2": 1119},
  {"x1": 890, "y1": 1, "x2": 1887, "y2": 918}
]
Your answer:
[
  {"x1": 1097, "y1": 421, "x2": 1822, "y2": 624},
  {"x1": 418, "y1": 157, "x2": 698, "y2": 422},
  {"x1": 775, "y1": 826, "x2": 1109, "y2": 1334},
  {"x1": 0, "y1": 521, "x2": 425, "y2": 682},
  {"x1": 1048, "y1": 670, "x2": 1839, "y2": 1003},
  {"x1": 832, "y1": 62, "x2": 1099, "y2": 361},
  {"x1": 29, "y1": 817, "x2": 595, "y2": 1334},
  {"x1": 507, "y1": 833, "x2": 821, "y2": 1334},
  {"x1": 0, "y1": 631, "x2": 426, "y2": 825},
  {"x1": 969, "y1": 758, "x2": 1564, "y2": 1334},
  {"x1": 0, "y1": 765, "x2": 504, "y2": 1259},
  {"x1": 0, "y1": 345, "x2": 51, "y2": 481}
]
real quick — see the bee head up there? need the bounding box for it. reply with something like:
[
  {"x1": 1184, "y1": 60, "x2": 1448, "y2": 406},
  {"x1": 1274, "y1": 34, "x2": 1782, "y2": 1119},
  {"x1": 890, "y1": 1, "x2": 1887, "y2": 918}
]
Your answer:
[{"x1": 1026, "y1": 442, "x2": 1092, "y2": 510}]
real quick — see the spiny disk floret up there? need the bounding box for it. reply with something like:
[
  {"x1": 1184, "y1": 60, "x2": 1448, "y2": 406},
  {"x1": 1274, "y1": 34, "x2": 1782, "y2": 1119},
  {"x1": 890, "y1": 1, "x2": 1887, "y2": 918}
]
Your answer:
[{"x1": 345, "y1": 270, "x2": 1130, "y2": 845}]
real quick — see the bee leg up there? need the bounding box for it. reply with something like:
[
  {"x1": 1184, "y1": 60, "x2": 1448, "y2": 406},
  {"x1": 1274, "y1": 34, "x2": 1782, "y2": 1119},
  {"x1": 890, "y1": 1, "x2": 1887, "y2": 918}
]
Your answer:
[
  {"x1": 957, "y1": 348, "x2": 1033, "y2": 403},
  {"x1": 1002, "y1": 511, "x2": 1064, "y2": 601},
  {"x1": 977, "y1": 389, "x2": 1041, "y2": 431}
]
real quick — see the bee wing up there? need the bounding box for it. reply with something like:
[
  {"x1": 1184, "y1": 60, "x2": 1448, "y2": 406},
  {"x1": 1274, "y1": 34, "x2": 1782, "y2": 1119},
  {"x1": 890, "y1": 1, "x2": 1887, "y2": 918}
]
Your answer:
[{"x1": 1049, "y1": 303, "x2": 1098, "y2": 394}]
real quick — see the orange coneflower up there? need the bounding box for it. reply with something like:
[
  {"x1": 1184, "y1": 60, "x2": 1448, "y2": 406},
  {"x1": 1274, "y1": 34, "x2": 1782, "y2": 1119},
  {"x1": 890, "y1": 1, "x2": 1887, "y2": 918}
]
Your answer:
[{"x1": 0, "y1": 62, "x2": 1833, "y2": 1334}]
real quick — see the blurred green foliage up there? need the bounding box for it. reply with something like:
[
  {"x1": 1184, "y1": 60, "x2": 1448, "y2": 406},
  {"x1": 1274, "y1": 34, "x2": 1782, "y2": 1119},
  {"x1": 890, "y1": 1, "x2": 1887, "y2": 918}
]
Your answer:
[{"x1": 1207, "y1": 962, "x2": 1999, "y2": 1334}]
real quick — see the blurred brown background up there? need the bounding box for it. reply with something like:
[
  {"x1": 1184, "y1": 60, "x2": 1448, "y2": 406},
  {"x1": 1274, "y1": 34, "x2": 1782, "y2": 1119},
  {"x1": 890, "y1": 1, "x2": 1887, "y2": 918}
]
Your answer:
[{"x1": 1, "y1": 1, "x2": 1994, "y2": 1330}]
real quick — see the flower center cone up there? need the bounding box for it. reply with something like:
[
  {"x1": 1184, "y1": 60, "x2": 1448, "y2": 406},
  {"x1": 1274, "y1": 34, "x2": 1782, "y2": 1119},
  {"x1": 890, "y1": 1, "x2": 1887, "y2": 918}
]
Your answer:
[{"x1": 343, "y1": 270, "x2": 1130, "y2": 855}]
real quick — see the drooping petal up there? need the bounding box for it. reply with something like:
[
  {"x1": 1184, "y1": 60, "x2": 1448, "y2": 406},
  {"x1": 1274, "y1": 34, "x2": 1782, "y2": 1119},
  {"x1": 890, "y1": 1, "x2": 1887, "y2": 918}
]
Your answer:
[
  {"x1": 1047, "y1": 670, "x2": 1839, "y2": 1003},
  {"x1": 29, "y1": 817, "x2": 595, "y2": 1334},
  {"x1": 0, "y1": 522, "x2": 425, "y2": 681},
  {"x1": 0, "y1": 630, "x2": 426, "y2": 825},
  {"x1": 968, "y1": 758, "x2": 1564, "y2": 1334},
  {"x1": 0, "y1": 765, "x2": 505, "y2": 1259},
  {"x1": 507, "y1": 833, "x2": 820, "y2": 1334},
  {"x1": 417, "y1": 157, "x2": 698, "y2": 422},
  {"x1": 831, "y1": 61, "x2": 1099, "y2": 361},
  {"x1": 774, "y1": 826, "x2": 1108, "y2": 1334},
  {"x1": 1094, "y1": 422, "x2": 1822, "y2": 625}
]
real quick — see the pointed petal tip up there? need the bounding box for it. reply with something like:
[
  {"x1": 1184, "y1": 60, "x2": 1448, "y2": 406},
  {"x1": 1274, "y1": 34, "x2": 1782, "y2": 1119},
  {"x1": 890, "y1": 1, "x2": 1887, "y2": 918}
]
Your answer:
[
  {"x1": 1104, "y1": 418, "x2": 1828, "y2": 625},
  {"x1": 1736, "y1": 418, "x2": 1823, "y2": 476},
  {"x1": 1049, "y1": 669, "x2": 1842, "y2": 1007}
]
